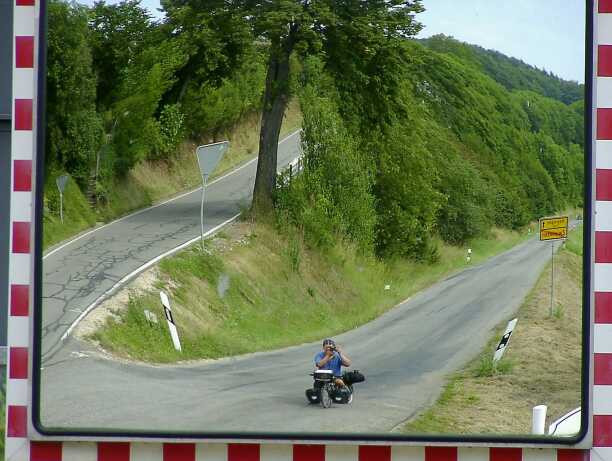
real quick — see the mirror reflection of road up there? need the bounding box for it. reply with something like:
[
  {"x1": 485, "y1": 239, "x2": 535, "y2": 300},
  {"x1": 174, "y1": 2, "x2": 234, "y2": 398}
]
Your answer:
[
  {"x1": 41, "y1": 131, "x2": 302, "y2": 364},
  {"x1": 41, "y1": 135, "x2": 576, "y2": 433},
  {"x1": 42, "y1": 234, "x2": 568, "y2": 433}
]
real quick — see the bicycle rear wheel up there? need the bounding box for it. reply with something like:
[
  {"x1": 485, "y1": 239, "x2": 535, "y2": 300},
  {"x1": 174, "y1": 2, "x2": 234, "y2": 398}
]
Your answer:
[{"x1": 320, "y1": 385, "x2": 333, "y2": 408}]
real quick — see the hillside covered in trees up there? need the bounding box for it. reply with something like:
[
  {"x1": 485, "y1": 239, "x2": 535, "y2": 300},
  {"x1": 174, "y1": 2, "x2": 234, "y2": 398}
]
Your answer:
[
  {"x1": 45, "y1": 0, "x2": 584, "y2": 261},
  {"x1": 420, "y1": 34, "x2": 584, "y2": 105}
]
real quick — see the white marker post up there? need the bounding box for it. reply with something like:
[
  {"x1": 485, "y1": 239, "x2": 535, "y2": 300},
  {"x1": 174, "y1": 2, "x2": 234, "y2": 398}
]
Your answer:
[
  {"x1": 532, "y1": 405, "x2": 547, "y2": 435},
  {"x1": 493, "y1": 318, "x2": 518, "y2": 363},
  {"x1": 195, "y1": 141, "x2": 229, "y2": 251},
  {"x1": 160, "y1": 291, "x2": 181, "y2": 352},
  {"x1": 56, "y1": 174, "x2": 69, "y2": 224}
]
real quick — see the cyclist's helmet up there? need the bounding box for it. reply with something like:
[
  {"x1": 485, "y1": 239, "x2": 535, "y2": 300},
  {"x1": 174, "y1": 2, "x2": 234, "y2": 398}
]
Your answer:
[{"x1": 322, "y1": 338, "x2": 336, "y2": 348}]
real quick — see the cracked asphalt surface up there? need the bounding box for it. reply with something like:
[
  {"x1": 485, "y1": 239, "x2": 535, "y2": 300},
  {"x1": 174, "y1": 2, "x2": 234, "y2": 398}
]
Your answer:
[
  {"x1": 39, "y1": 130, "x2": 577, "y2": 435},
  {"x1": 41, "y1": 239, "x2": 572, "y2": 433},
  {"x1": 41, "y1": 131, "x2": 302, "y2": 364}
]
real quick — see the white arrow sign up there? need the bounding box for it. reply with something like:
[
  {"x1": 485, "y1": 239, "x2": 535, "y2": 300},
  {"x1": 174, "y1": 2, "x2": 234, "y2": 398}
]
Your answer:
[
  {"x1": 493, "y1": 318, "x2": 517, "y2": 362},
  {"x1": 160, "y1": 291, "x2": 182, "y2": 352}
]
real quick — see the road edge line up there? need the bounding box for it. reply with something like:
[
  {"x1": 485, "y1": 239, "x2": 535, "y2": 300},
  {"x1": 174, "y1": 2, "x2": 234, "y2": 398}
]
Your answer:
[
  {"x1": 43, "y1": 129, "x2": 301, "y2": 260},
  {"x1": 59, "y1": 213, "x2": 241, "y2": 342}
]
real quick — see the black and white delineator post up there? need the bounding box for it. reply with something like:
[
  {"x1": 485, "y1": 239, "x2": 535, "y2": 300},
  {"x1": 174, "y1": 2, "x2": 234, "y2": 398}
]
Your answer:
[
  {"x1": 160, "y1": 291, "x2": 182, "y2": 352},
  {"x1": 195, "y1": 141, "x2": 229, "y2": 250},
  {"x1": 56, "y1": 174, "x2": 69, "y2": 224},
  {"x1": 493, "y1": 318, "x2": 518, "y2": 363}
]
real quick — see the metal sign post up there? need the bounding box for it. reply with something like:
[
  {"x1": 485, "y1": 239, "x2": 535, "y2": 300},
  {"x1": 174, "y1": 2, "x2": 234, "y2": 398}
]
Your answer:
[
  {"x1": 551, "y1": 241, "x2": 554, "y2": 316},
  {"x1": 56, "y1": 174, "x2": 69, "y2": 224},
  {"x1": 195, "y1": 141, "x2": 228, "y2": 250},
  {"x1": 539, "y1": 216, "x2": 568, "y2": 316}
]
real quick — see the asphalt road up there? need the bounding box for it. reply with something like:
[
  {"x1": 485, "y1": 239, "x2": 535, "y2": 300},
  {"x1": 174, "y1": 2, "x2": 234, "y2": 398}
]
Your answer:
[
  {"x1": 41, "y1": 131, "x2": 302, "y2": 364},
  {"x1": 40, "y1": 231, "x2": 569, "y2": 434}
]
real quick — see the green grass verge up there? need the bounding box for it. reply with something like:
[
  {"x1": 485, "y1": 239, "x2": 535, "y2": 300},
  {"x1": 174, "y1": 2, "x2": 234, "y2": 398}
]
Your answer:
[
  {"x1": 565, "y1": 222, "x2": 583, "y2": 256},
  {"x1": 43, "y1": 175, "x2": 97, "y2": 249},
  {"x1": 92, "y1": 221, "x2": 537, "y2": 363},
  {"x1": 43, "y1": 103, "x2": 303, "y2": 250},
  {"x1": 400, "y1": 224, "x2": 583, "y2": 434}
]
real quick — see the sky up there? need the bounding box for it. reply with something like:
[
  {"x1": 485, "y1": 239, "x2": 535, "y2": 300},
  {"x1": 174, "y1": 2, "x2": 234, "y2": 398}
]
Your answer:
[
  {"x1": 90, "y1": 0, "x2": 587, "y2": 83},
  {"x1": 417, "y1": 0, "x2": 586, "y2": 83}
]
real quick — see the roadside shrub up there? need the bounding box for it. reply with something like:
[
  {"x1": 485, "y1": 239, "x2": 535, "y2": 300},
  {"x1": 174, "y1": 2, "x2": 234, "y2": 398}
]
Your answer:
[
  {"x1": 147, "y1": 103, "x2": 186, "y2": 160},
  {"x1": 436, "y1": 154, "x2": 493, "y2": 244},
  {"x1": 47, "y1": 0, "x2": 103, "y2": 189},
  {"x1": 111, "y1": 40, "x2": 188, "y2": 174},
  {"x1": 475, "y1": 356, "x2": 513, "y2": 377},
  {"x1": 374, "y1": 124, "x2": 443, "y2": 260},
  {"x1": 492, "y1": 186, "x2": 530, "y2": 229},
  {"x1": 285, "y1": 237, "x2": 301, "y2": 273},
  {"x1": 182, "y1": 55, "x2": 266, "y2": 139},
  {"x1": 275, "y1": 85, "x2": 377, "y2": 253}
]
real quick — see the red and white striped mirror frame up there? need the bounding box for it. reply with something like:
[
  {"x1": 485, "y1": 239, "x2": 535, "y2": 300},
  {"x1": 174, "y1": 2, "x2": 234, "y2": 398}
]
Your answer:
[{"x1": 4, "y1": 0, "x2": 610, "y2": 460}]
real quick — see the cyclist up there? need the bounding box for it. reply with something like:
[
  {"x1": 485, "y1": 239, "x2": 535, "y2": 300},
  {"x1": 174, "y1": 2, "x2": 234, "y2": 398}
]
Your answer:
[{"x1": 314, "y1": 338, "x2": 352, "y2": 388}]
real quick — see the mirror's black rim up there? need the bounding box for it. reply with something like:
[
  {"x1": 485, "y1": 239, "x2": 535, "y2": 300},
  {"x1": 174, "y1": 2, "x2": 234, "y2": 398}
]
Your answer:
[{"x1": 31, "y1": 0, "x2": 594, "y2": 444}]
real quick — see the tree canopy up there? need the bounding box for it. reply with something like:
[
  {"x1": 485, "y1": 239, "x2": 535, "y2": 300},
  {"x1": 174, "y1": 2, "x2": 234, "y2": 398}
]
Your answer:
[
  {"x1": 46, "y1": 0, "x2": 584, "y2": 261},
  {"x1": 160, "y1": 0, "x2": 426, "y2": 212}
]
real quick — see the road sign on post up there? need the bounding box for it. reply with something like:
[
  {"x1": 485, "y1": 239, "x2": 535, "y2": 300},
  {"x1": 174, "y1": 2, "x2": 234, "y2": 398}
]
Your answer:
[
  {"x1": 195, "y1": 141, "x2": 228, "y2": 250},
  {"x1": 539, "y1": 216, "x2": 568, "y2": 241},
  {"x1": 56, "y1": 174, "x2": 69, "y2": 224},
  {"x1": 160, "y1": 291, "x2": 181, "y2": 352},
  {"x1": 539, "y1": 216, "x2": 568, "y2": 316}
]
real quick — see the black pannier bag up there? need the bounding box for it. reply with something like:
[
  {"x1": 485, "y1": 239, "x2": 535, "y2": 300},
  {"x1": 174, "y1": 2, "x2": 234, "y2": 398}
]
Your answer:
[
  {"x1": 343, "y1": 370, "x2": 365, "y2": 385},
  {"x1": 331, "y1": 386, "x2": 352, "y2": 403},
  {"x1": 305, "y1": 388, "x2": 319, "y2": 403}
]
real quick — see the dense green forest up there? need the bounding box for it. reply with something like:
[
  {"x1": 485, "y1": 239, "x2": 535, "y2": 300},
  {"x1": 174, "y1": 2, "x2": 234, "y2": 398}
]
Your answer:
[
  {"x1": 45, "y1": 0, "x2": 584, "y2": 261},
  {"x1": 421, "y1": 35, "x2": 584, "y2": 105}
]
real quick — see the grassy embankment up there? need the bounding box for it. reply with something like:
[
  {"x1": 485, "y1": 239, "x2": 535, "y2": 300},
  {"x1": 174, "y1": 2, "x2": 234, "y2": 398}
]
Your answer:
[
  {"x1": 91, "y1": 219, "x2": 539, "y2": 363},
  {"x1": 42, "y1": 101, "x2": 302, "y2": 249},
  {"x1": 401, "y1": 224, "x2": 583, "y2": 435}
]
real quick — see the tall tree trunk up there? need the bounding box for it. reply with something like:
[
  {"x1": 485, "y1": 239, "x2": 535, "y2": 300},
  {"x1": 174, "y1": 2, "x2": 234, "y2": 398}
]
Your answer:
[{"x1": 251, "y1": 40, "x2": 292, "y2": 215}]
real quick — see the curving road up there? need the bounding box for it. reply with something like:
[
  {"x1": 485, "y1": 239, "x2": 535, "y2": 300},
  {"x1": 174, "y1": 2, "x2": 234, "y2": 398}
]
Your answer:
[
  {"x1": 41, "y1": 223, "x2": 568, "y2": 433},
  {"x1": 40, "y1": 127, "x2": 576, "y2": 435},
  {"x1": 41, "y1": 131, "x2": 302, "y2": 365}
]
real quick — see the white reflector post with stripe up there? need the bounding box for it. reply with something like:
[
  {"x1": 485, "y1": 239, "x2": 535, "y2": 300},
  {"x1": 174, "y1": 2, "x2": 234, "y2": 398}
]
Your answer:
[
  {"x1": 160, "y1": 291, "x2": 182, "y2": 352},
  {"x1": 493, "y1": 318, "x2": 517, "y2": 362}
]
